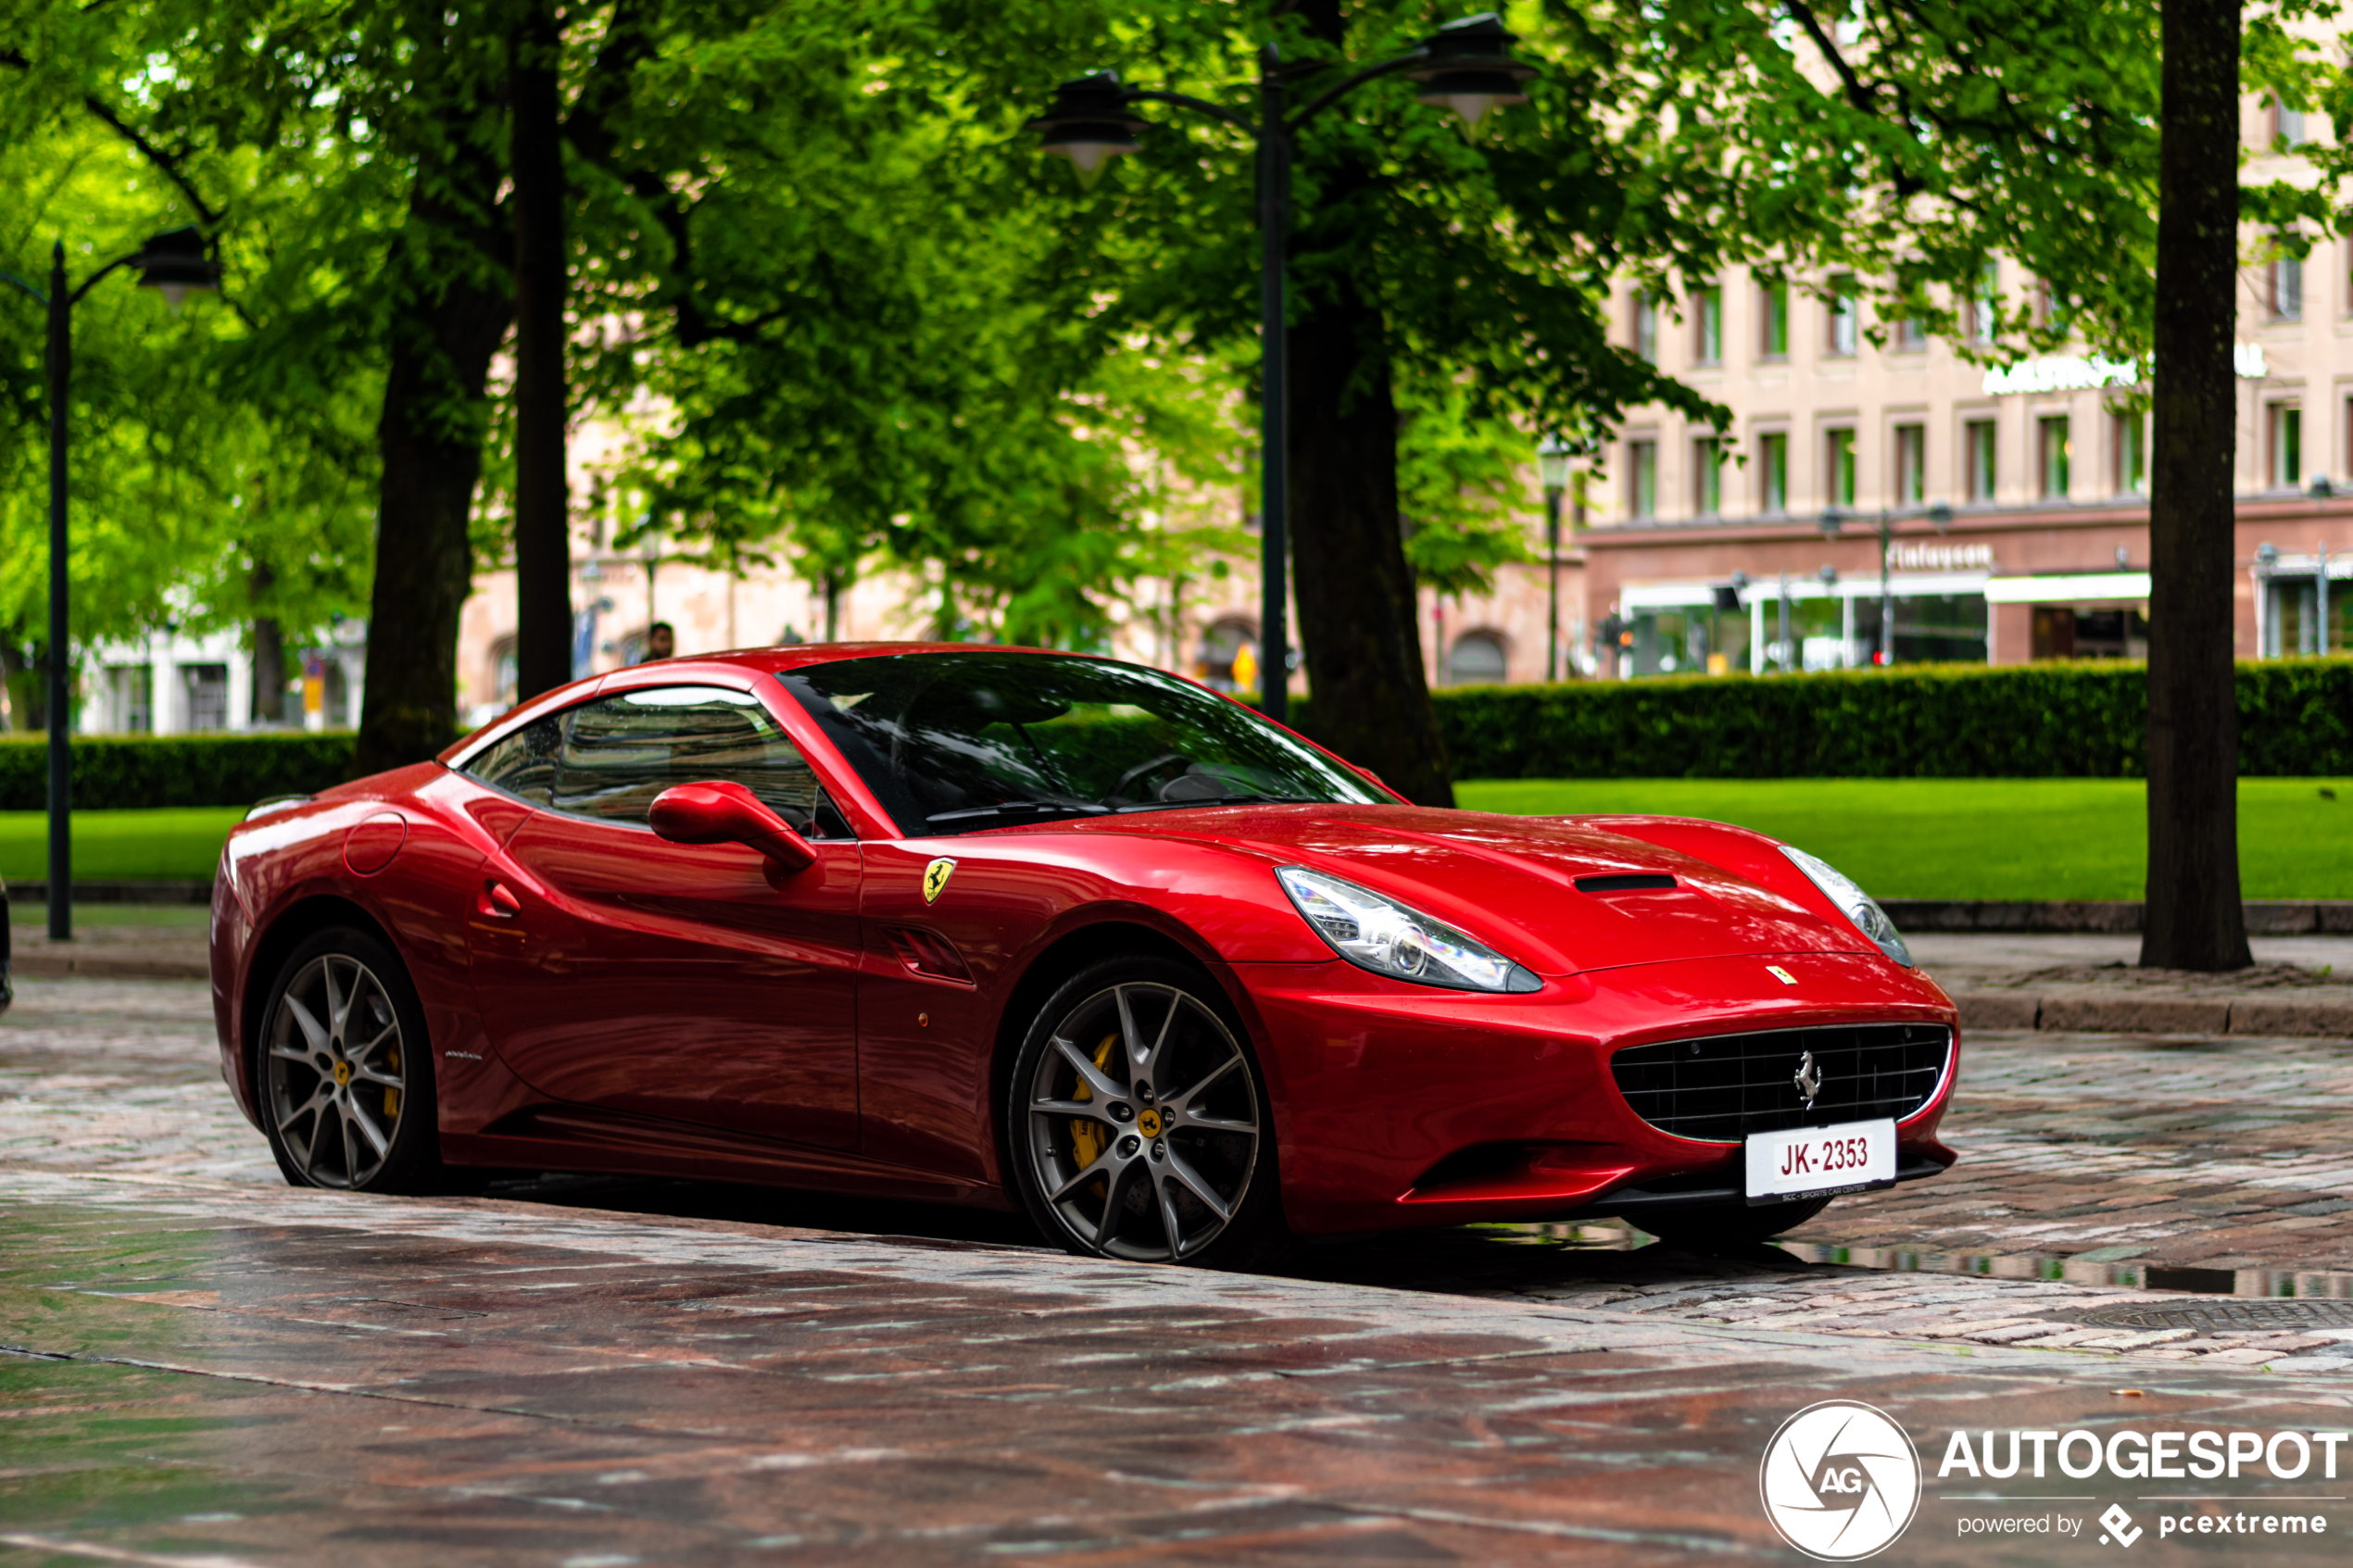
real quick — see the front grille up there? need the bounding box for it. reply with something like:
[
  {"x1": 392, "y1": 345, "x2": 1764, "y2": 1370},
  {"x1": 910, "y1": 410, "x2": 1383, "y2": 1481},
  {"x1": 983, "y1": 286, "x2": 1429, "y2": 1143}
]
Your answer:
[{"x1": 1609, "y1": 1022, "x2": 1952, "y2": 1143}]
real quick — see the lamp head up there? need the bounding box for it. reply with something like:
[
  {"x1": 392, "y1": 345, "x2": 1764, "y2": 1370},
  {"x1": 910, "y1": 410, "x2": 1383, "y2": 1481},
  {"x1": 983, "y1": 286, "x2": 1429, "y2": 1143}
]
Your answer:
[
  {"x1": 1819, "y1": 508, "x2": 1843, "y2": 536},
  {"x1": 2311, "y1": 473, "x2": 2336, "y2": 500},
  {"x1": 2258, "y1": 541, "x2": 2281, "y2": 570},
  {"x1": 1026, "y1": 71, "x2": 1151, "y2": 188},
  {"x1": 1536, "y1": 433, "x2": 1572, "y2": 492},
  {"x1": 133, "y1": 227, "x2": 219, "y2": 315},
  {"x1": 1405, "y1": 13, "x2": 1539, "y2": 133}
]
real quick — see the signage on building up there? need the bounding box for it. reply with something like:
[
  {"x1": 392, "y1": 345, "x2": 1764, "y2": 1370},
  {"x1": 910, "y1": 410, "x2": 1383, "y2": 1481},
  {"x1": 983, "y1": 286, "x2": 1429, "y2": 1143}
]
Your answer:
[
  {"x1": 1892, "y1": 542, "x2": 1994, "y2": 570},
  {"x1": 1981, "y1": 346, "x2": 2265, "y2": 395}
]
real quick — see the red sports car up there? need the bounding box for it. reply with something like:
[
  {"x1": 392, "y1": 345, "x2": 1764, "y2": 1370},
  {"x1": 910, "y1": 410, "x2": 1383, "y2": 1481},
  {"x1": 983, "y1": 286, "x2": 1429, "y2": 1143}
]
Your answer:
[{"x1": 212, "y1": 645, "x2": 1957, "y2": 1266}]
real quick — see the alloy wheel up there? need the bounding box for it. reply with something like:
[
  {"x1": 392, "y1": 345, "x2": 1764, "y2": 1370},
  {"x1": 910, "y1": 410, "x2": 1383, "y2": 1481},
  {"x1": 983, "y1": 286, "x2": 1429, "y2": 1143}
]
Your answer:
[
  {"x1": 1025, "y1": 981, "x2": 1261, "y2": 1261},
  {"x1": 264, "y1": 951, "x2": 408, "y2": 1189}
]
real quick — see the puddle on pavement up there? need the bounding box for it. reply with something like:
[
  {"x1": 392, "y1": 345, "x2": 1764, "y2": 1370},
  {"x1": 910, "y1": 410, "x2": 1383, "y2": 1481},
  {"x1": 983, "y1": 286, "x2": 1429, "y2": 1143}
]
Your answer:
[{"x1": 1496, "y1": 1219, "x2": 2353, "y2": 1298}]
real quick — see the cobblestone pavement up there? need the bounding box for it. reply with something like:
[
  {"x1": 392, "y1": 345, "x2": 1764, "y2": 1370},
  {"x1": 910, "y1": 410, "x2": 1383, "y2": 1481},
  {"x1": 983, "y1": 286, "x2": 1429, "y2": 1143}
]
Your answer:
[{"x1": 11, "y1": 978, "x2": 2353, "y2": 1564}]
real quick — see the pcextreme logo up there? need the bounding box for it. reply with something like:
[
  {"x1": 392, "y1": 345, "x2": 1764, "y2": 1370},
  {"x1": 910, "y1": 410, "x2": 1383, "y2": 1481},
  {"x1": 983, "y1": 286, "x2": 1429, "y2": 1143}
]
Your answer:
[{"x1": 1760, "y1": 1400, "x2": 1924, "y2": 1561}]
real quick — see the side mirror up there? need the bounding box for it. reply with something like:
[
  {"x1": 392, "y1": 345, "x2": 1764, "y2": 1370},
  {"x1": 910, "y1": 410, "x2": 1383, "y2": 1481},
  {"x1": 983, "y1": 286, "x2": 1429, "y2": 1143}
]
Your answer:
[{"x1": 648, "y1": 781, "x2": 817, "y2": 875}]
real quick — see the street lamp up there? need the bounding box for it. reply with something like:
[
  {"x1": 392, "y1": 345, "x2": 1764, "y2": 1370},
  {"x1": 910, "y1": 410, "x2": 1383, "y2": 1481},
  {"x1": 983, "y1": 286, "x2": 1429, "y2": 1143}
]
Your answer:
[
  {"x1": 1027, "y1": 12, "x2": 1539, "y2": 721},
  {"x1": 0, "y1": 227, "x2": 219, "y2": 941},
  {"x1": 1537, "y1": 435, "x2": 1572, "y2": 683}
]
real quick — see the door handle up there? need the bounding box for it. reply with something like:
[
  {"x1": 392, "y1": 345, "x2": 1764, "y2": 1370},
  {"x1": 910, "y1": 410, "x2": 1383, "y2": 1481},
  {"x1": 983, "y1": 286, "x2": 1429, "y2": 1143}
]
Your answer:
[{"x1": 476, "y1": 879, "x2": 522, "y2": 920}]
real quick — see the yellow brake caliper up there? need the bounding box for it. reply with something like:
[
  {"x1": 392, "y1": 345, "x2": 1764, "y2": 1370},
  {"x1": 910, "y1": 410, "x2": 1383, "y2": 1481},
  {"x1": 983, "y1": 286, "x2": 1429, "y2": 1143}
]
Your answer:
[
  {"x1": 384, "y1": 1045, "x2": 401, "y2": 1120},
  {"x1": 1069, "y1": 1033, "x2": 1119, "y2": 1170}
]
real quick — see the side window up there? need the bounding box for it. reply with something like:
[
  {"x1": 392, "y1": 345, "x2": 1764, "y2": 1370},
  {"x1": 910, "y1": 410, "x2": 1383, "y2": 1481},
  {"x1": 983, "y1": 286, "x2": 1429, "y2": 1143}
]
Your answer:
[
  {"x1": 463, "y1": 715, "x2": 560, "y2": 805},
  {"x1": 547, "y1": 686, "x2": 848, "y2": 837}
]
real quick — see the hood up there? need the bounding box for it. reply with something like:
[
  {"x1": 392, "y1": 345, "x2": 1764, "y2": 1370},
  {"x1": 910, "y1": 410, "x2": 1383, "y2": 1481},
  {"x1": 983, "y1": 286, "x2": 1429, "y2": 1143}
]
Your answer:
[{"x1": 1054, "y1": 804, "x2": 1874, "y2": 976}]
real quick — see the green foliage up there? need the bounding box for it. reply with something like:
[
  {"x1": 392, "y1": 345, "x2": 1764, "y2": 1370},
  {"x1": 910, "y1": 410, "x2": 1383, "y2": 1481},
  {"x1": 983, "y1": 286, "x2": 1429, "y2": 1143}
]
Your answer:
[
  {"x1": 0, "y1": 732, "x2": 355, "y2": 809},
  {"x1": 1410, "y1": 660, "x2": 2353, "y2": 781}
]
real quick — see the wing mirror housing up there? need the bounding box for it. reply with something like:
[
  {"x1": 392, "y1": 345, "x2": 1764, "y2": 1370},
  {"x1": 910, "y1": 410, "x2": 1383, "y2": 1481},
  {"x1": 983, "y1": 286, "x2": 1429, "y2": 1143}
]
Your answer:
[{"x1": 648, "y1": 781, "x2": 817, "y2": 875}]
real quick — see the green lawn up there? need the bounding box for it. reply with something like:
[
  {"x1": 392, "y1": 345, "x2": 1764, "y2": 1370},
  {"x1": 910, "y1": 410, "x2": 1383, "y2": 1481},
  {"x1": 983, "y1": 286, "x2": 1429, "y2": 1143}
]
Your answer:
[
  {"x1": 7, "y1": 784, "x2": 2352, "y2": 902},
  {"x1": 1454, "y1": 778, "x2": 2353, "y2": 902},
  {"x1": 0, "y1": 808, "x2": 245, "y2": 884}
]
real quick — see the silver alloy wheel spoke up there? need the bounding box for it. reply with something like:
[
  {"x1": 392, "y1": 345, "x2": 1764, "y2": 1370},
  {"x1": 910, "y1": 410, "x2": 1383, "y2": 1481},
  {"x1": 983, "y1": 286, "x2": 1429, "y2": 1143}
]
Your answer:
[
  {"x1": 1048, "y1": 1148, "x2": 1117, "y2": 1204},
  {"x1": 1051, "y1": 1035, "x2": 1127, "y2": 1104},
  {"x1": 1032, "y1": 1097, "x2": 1112, "y2": 1121},
  {"x1": 1151, "y1": 1166, "x2": 1189, "y2": 1258},
  {"x1": 1163, "y1": 1148, "x2": 1233, "y2": 1222},
  {"x1": 347, "y1": 1098, "x2": 392, "y2": 1157},
  {"x1": 282, "y1": 994, "x2": 329, "y2": 1054},
  {"x1": 1169, "y1": 1052, "x2": 1242, "y2": 1112},
  {"x1": 1094, "y1": 1159, "x2": 1146, "y2": 1248}
]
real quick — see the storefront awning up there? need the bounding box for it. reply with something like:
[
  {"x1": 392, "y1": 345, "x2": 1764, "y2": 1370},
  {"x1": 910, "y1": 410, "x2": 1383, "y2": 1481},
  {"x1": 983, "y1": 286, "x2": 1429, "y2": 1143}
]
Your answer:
[{"x1": 1984, "y1": 571, "x2": 2151, "y2": 605}]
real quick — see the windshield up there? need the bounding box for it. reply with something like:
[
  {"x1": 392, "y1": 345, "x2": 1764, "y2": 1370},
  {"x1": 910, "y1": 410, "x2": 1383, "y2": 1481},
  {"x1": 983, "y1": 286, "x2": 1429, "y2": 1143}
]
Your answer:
[{"x1": 778, "y1": 651, "x2": 1390, "y2": 836}]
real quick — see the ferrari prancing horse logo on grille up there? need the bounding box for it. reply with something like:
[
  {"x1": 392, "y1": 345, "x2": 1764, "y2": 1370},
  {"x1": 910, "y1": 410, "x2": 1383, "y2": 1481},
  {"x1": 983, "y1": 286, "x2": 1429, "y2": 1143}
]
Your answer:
[
  {"x1": 1793, "y1": 1049, "x2": 1823, "y2": 1110},
  {"x1": 922, "y1": 858, "x2": 957, "y2": 904}
]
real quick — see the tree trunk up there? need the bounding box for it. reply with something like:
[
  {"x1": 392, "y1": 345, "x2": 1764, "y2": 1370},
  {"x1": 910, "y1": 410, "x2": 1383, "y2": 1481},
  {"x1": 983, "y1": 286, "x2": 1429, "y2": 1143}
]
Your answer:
[
  {"x1": 2141, "y1": 0, "x2": 2250, "y2": 971},
  {"x1": 1283, "y1": 0, "x2": 1453, "y2": 807},
  {"x1": 511, "y1": 0, "x2": 573, "y2": 700},
  {"x1": 351, "y1": 162, "x2": 512, "y2": 777},
  {"x1": 1288, "y1": 284, "x2": 1453, "y2": 805},
  {"x1": 249, "y1": 562, "x2": 283, "y2": 725}
]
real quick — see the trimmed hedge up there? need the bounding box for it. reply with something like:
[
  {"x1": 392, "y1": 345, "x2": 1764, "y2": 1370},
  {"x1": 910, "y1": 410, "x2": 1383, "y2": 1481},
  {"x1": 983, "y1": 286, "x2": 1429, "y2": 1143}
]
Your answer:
[
  {"x1": 0, "y1": 732, "x2": 358, "y2": 810},
  {"x1": 1426, "y1": 659, "x2": 2353, "y2": 779},
  {"x1": 0, "y1": 659, "x2": 2347, "y2": 809}
]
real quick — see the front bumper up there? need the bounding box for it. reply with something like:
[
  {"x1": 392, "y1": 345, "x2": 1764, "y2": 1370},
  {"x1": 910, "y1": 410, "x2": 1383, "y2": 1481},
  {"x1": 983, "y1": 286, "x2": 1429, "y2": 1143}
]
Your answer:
[{"x1": 1235, "y1": 949, "x2": 1958, "y2": 1235}]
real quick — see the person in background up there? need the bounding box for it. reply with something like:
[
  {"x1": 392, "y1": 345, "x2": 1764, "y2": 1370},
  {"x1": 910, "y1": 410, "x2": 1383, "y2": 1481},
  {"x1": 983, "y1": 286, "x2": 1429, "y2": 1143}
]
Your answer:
[{"x1": 645, "y1": 621, "x2": 675, "y2": 662}]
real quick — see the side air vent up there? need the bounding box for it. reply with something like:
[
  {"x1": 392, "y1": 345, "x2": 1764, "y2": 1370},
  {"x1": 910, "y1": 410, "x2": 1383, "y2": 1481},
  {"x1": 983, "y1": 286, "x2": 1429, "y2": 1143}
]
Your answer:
[
  {"x1": 884, "y1": 925, "x2": 973, "y2": 983},
  {"x1": 1576, "y1": 873, "x2": 1678, "y2": 892}
]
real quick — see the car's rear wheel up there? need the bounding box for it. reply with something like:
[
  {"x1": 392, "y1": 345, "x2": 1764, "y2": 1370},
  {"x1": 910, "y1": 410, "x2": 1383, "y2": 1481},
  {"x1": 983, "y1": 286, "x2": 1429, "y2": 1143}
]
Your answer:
[
  {"x1": 1008, "y1": 956, "x2": 1289, "y2": 1268},
  {"x1": 1642, "y1": 1196, "x2": 1831, "y2": 1253},
  {"x1": 258, "y1": 927, "x2": 441, "y2": 1194}
]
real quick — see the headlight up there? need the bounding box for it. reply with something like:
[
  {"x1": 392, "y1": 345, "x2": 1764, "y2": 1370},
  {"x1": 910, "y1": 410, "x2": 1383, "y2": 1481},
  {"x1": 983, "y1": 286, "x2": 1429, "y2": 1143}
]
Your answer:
[
  {"x1": 1276, "y1": 866, "x2": 1541, "y2": 993},
  {"x1": 1780, "y1": 845, "x2": 1912, "y2": 967}
]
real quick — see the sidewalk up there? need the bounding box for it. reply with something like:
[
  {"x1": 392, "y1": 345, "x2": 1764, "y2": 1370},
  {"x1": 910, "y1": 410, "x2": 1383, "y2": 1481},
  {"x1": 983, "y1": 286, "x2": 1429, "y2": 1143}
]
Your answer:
[{"x1": 1913, "y1": 933, "x2": 2353, "y2": 1037}]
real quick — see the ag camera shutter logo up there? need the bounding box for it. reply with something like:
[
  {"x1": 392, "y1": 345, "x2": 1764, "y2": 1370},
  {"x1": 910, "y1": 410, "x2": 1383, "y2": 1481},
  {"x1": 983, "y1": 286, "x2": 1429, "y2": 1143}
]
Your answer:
[{"x1": 1760, "y1": 1400, "x2": 1923, "y2": 1560}]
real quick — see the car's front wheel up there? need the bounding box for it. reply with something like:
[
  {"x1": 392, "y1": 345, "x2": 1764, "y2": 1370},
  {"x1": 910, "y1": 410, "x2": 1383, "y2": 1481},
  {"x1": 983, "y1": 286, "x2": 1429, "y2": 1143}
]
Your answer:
[
  {"x1": 1008, "y1": 956, "x2": 1288, "y2": 1268},
  {"x1": 258, "y1": 927, "x2": 442, "y2": 1194}
]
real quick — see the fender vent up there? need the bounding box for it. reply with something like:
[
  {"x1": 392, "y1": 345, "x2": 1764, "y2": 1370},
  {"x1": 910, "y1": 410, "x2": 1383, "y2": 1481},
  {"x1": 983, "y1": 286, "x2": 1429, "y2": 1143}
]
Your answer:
[{"x1": 884, "y1": 924, "x2": 972, "y2": 983}]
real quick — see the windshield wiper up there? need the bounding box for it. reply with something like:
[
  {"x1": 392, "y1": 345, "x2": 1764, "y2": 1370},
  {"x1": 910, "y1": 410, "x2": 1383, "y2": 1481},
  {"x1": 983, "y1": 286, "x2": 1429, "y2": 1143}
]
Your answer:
[
  {"x1": 1113, "y1": 793, "x2": 1308, "y2": 813},
  {"x1": 926, "y1": 799, "x2": 1113, "y2": 827}
]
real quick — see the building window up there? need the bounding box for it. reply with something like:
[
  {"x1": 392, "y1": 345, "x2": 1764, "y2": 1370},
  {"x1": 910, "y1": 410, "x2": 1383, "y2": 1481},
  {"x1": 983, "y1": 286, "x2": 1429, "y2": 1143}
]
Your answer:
[
  {"x1": 1970, "y1": 261, "x2": 1998, "y2": 343},
  {"x1": 2112, "y1": 408, "x2": 2147, "y2": 495},
  {"x1": 1761, "y1": 282, "x2": 1789, "y2": 358},
  {"x1": 1826, "y1": 428, "x2": 1857, "y2": 508},
  {"x1": 1693, "y1": 435, "x2": 1722, "y2": 514},
  {"x1": 1633, "y1": 292, "x2": 1658, "y2": 361},
  {"x1": 1760, "y1": 432, "x2": 1789, "y2": 512},
  {"x1": 1894, "y1": 423, "x2": 1926, "y2": 505},
  {"x1": 1447, "y1": 632, "x2": 1508, "y2": 686},
  {"x1": 2273, "y1": 404, "x2": 2303, "y2": 489},
  {"x1": 180, "y1": 663, "x2": 230, "y2": 732},
  {"x1": 2037, "y1": 415, "x2": 2070, "y2": 499},
  {"x1": 1696, "y1": 285, "x2": 1722, "y2": 365},
  {"x1": 1966, "y1": 419, "x2": 1997, "y2": 501},
  {"x1": 2275, "y1": 250, "x2": 2304, "y2": 320},
  {"x1": 1894, "y1": 314, "x2": 1928, "y2": 352},
  {"x1": 1629, "y1": 439, "x2": 1658, "y2": 519},
  {"x1": 1827, "y1": 274, "x2": 1858, "y2": 357},
  {"x1": 2277, "y1": 104, "x2": 2309, "y2": 146}
]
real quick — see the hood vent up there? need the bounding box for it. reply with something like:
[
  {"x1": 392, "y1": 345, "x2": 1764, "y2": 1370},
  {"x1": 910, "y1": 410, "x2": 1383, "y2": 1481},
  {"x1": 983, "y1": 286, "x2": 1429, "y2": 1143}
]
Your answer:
[{"x1": 1576, "y1": 873, "x2": 1678, "y2": 893}]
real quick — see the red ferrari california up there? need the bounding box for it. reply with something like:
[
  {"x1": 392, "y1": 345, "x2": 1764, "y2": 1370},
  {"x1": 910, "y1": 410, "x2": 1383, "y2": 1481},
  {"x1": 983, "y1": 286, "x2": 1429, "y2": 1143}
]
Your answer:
[{"x1": 211, "y1": 645, "x2": 1956, "y2": 1266}]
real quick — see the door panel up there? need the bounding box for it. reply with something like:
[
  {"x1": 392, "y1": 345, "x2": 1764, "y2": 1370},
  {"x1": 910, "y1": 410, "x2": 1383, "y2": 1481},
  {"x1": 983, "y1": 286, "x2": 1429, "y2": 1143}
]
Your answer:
[{"x1": 463, "y1": 684, "x2": 862, "y2": 1149}]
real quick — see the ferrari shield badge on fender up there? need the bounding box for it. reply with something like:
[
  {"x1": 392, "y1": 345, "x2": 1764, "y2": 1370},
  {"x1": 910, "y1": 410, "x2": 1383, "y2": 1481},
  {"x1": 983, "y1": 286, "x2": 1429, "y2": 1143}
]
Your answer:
[
  {"x1": 923, "y1": 858, "x2": 957, "y2": 904},
  {"x1": 1767, "y1": 964, "x2": 1797, "y2": 985}
]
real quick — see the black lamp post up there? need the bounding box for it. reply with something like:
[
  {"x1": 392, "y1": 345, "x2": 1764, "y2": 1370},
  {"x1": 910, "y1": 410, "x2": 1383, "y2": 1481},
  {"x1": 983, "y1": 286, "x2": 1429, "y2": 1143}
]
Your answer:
[
  {"x1": 0, "y1": 227, "x2": 220, "y2": 940},
  {"x1": 1026, "y1": 13, "x2": 1537, "y2": 721},
  {"x1": 1536, "y1": 435, "x2": 1571, "y2": 683}
]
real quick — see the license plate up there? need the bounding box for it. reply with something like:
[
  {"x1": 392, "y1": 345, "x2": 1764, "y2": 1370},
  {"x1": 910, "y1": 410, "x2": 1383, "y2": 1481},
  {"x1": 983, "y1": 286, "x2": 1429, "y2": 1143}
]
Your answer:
[{"x1": 1744, "y1": 1118, "x2": 1896, "y2": 1205}]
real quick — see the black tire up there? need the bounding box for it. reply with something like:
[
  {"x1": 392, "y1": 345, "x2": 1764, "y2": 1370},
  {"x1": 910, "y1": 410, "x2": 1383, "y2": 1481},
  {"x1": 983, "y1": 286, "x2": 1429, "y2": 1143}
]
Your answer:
[
  {"x1": 255, "y1": 926, "x2": 444, "y2": 1194},
  {"x1": 1007, "y1": 955, "x2": 1290, "y2": 1269},
  {"x1": 1642, "y1": 1196, "x2": 1831, "y2": 1253}
]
